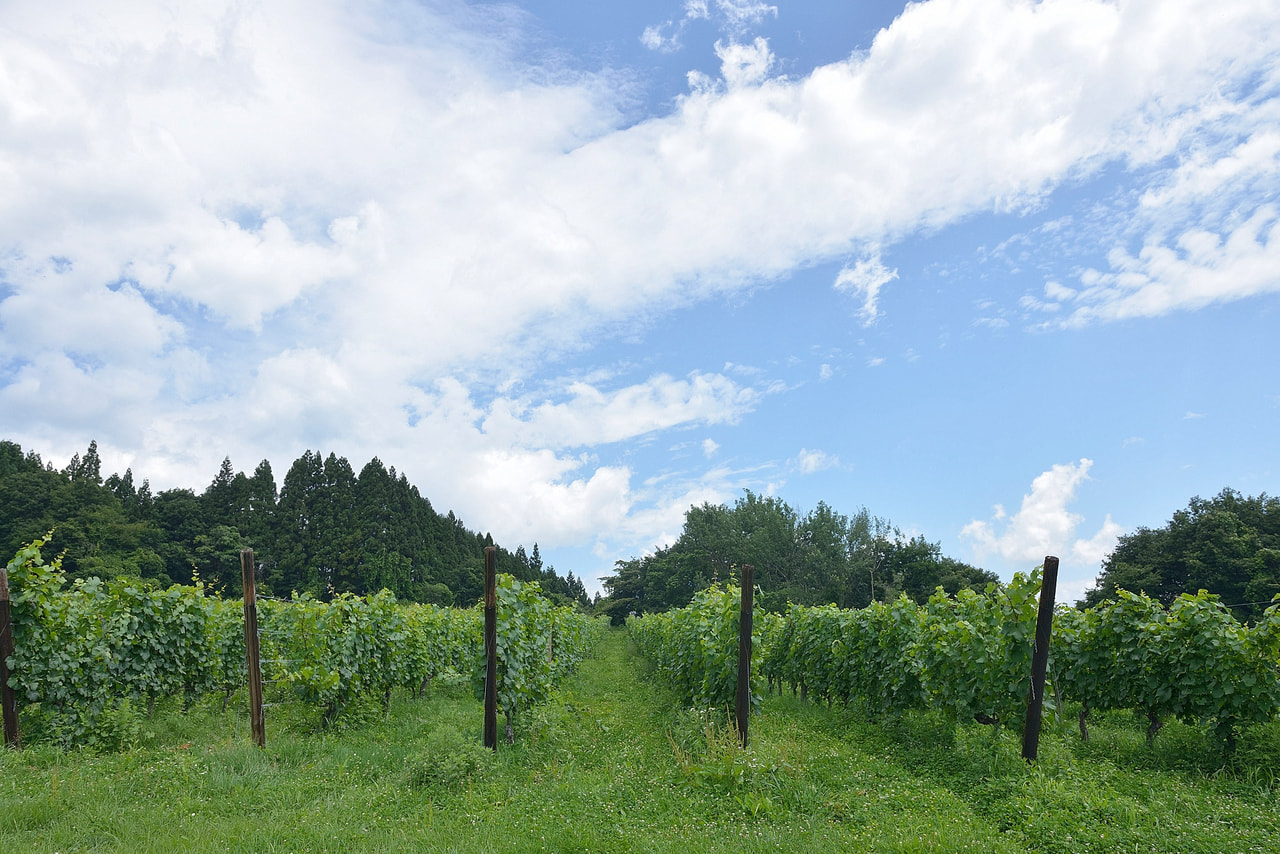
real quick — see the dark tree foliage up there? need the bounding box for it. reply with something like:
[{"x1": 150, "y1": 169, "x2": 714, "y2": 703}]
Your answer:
[
  {"x1": 0, "y1": 439, "x2": 586, "y2": 607},
  {"x1": 1083, "y1": 488, "x2": 1280, "y2": 621},
  {"x1": 151, "y1": 488, "x2": 208, "y2": 584},
  {"x1": 203, "y1": 457, "x2": 239, "y2": 528},
  {"x1": 0, "y1": 439, "x2": 160, "y2": 582},
  {"x1": 599, "y1": 489, "x2": 996, "y2": 623}
]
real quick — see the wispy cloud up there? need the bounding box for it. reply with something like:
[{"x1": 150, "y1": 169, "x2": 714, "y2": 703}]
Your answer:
[
  {"x1": 717, "y1": 0, "x2": 777, "y2": 33},
  {"x1": 1021, "y1": 96, "x2": 1280, "y2": 326},
  {"x1": 835, "y1": 252, "x2": 898, "y2": 325},
  {"x1": 973, "y1": 316, "x2": 1010, "y2": 329},
  {"x1": 481, "y1": 372, "x2": 759, "y2": 450},
  {"x1": 1061, "y1": 208, "x2": 1280, "y2": 326},
  {"x1": 641, "y1": 0, "x2": 776, "y2": 52}
]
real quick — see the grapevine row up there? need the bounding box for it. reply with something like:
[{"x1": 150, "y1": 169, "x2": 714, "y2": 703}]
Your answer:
[
  {"x1": 630, "y1": 570, "x2": 1280, "y2": 745},
  {"x1": 628, "y1": 584, "x2": 774, "y2": 715},
  {"x1": 3, "y1": 535, "x2": 602, "y2": 747}
]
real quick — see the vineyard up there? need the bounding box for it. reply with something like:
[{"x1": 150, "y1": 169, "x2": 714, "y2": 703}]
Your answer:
[
  {"x1": 3, "y1": 541, "x2": 1280, "y2": 851},
  {"x1": 629, "y1": 570, "x2": 1280, "y2": 749},
  {"x1": 2, "y1": 535, "x2": 602, "y2": 748}
]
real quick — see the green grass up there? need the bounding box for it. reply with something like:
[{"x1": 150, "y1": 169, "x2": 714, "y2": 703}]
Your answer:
[{"x1": 3, "y1": 630, "x2": 1279, "y2": 852}]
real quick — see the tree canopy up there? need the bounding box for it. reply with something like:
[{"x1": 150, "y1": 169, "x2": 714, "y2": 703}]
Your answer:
[
  {"x1": 599, "y1": 490, "x2": 996, "y2": 623},
  {"x1": 1083, "y1": 488, "x2": 1280, "y2": 621},
  {"x1": 0, "y1": 439, "x2": 588, "y2": 608}
]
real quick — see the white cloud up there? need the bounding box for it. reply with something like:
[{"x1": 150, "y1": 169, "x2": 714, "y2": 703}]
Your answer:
[
  {"x1": 0, "y1": 271, "x2": 181, "y2": 366},
  {"x1": 795, "y1": 448, "x2": 838, "y2": 474},
  {"x1": 834, "y1": 253, "x2": 898, "y2": 325},
  {"x1": 1045, "y1": 281, "x2": 1078, "y2": 301},
  {"x1": 1026, "y1": 106, "x2": 1280, "y2": 326},
  {"x1": 137, "y1": 212, "x2": 364, "y2": 329},
  {"x1": 961, "y1": 459, "x2": 1121, "y2": 567},
  {"x1": 9, "y1": 0, "x2": 1273, "y2": 363},
  {"x1": 1, "y1": 0, "x2": 1276, "y2": 562},
  {"x1": 716, "y1": 0, "x2": 777, "y2": 32},
  {"x1": 0, "y1": 353, "x2": 165, "y2": 440},
  {"x1": 702, "y1": 438, "x2": 720, "y2": 457},
  {"x1": 249, "y1": 371, "x2": 756, "y2": 549},
  {"x1": 482, "y1": 372, "x2": 759, "y2": 450},
  {"x1": 723, "y1": 361, "x2": 764, "y2": 378},
  {"x1": 1141, "y1": 131, "x2": 1280, "y2": 213},
  {"x1": 686, "y1": 0, "x2": 711, "y2": 19},
  {"x1": 1056, "y1": 206, "x2": 1280, "y2": 326},
  {"x1": 1071, "y1": 514, "x2": 1125, "y2": 566},
  {"x1": 642, "y1": 0, "x2": 769, "y2": 53},
  {"x1": 974, "y1": 316, "x2": 1010, "y2": 329},
  {"x1": 715, "y1": 37, "x2": 775, "y2": 89},
  {"x1": 641, "y1": 23, "x2": 681, "y2": 53},
  {"x1": 466, "y1": 449, "x2": 634, "y2": 544}
]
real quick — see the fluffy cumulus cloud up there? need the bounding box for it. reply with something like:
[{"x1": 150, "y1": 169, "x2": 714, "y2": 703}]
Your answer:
[
  {"x1": 715, "y1": 37, "x2": 775, "y2": 89},
  {"x1": 2, "y1": 0, "x2": 1277, "y2": 564},
  {"x1": 961, "y1": 459, "x2": 1124, "y2": 578}
]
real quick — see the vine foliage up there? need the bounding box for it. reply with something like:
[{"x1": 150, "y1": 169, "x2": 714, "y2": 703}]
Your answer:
[
  {"x1": 4, "y1": 537, "x2": 601, "y2": 746},
  {"x1": 631, "y1": 568, "x2": 1280, "y2": 747}
]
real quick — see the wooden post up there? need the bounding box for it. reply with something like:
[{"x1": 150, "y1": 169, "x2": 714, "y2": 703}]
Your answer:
[
  {"x1": 241, "y1": 548, "x2": 265, "y2": 749},
  {"x1": 1022, "y1": 555, "x2": 1059, "y2": 762},
  {"x1": 483, "y1": 546, "x2": 497, "y2": 751},
  {"x1": 1, "y1": 567, "x2": 20, "y2": 749},
  {"x1": 735, "y1": 564, "x2": 754, "y2": 748}
]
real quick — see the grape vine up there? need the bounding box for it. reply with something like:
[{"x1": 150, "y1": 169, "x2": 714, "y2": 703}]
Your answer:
[
  {"x1": 630, "y1": 568, "x2": 1280, "y2": 746},
  {"x1": 3, "y1": 537, "x2": 601, "y2": 747}
]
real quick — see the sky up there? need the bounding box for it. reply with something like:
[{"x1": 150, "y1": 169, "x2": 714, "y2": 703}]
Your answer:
[{"x1": 2, "y1": 0, "x2": 1278, "y2": 603}]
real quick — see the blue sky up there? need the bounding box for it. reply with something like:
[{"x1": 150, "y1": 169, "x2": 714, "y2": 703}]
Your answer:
[{"x1": 2, "y1": 0, "x2": 1278, "y2": 602}]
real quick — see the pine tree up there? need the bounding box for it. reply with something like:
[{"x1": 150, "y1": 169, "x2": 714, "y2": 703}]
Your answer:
[{"x1": 203, "y1": 457, "x2": 238, "y2": 528}]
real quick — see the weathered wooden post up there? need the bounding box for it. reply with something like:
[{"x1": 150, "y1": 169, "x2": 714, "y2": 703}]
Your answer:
[
  {"x1": 483, "y1": 546, "x2": 498, "y2": 751},
  {"x1": 735, "y1": 564, "x2": 754, "y2": 748},
  {"x1": 1022, "y1": 555, "x2": 1059, "y2": 762},
  {"x1": 241, "y1": 548, "x2": 265, "y2": 748},
  {"x1": 1, "y1": 566, "x2": 20, "y2": 749}
]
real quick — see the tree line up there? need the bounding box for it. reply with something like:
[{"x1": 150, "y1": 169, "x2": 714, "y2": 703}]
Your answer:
[
  {"x1": 0, "y1": 439, "x2": 589, "y2": 607},
  {"x1": 600, "y1": 487, "x2": 1280, "y2": 624},
  {"x1": 1084, "y1": 488, "x2": 1280, "y2": 622},
  {"x1": 599, "y1": 490, "x2": 998, "y2": 623},
  {"x1": 6, "y1": 436, "x2": 1272, "y2": 621}
]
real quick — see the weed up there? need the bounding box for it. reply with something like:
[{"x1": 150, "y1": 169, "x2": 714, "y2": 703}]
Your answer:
[{"x1": 405, "y1": 726, "x2": 496, "y2": 789}]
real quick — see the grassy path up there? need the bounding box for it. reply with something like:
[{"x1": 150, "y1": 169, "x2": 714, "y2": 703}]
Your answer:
[
  {"x1": 503, "y1": 629, "x2": 1024, "y2": 852},
  {"x1": 3, "y1": 629, "x2": 1279, "y2": 852}
]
